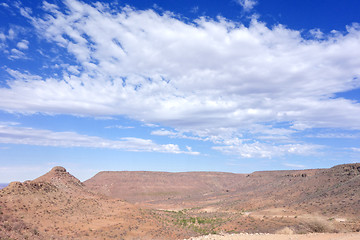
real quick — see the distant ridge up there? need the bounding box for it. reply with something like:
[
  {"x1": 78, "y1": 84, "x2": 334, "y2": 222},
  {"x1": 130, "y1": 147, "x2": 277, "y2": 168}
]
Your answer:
[{"x1": 84, "y1": 163, "x2": 360, "y2": 216}]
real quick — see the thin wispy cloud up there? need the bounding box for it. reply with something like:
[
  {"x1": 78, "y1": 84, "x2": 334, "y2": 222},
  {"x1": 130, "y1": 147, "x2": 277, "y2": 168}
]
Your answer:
[
  {"x1": 283, "y1": 163, "x2": 306, "y2": 169},
  {"x1": 143, "y1": 123, "x2": 159, "y2": 128},
  {"x1": 213, "y1": 143, "x2": 322, "y2": 159},
  {"x1": 105, "y1": 125, "x2": 135, "y2": 129},
  {"x1": 306, "y1": 133, "x2": 360, "y2": 139},
  {"x1": 151, "y1": 129, "x2": 204, "y2": 141}
]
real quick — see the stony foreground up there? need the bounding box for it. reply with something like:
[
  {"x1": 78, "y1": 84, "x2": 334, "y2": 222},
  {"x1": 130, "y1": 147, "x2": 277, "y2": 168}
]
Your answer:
[{"x1": 187, "y1": 232, "x2": 360, "y2": 240}]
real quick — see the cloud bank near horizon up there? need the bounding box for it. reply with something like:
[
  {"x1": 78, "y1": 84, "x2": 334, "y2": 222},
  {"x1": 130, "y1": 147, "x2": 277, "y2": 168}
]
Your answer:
[
  {"x1": 1, "y1": 0, "x2": 360, "y2": 158},
  {"x1": 0, "y1": 122, "x2": 199, "y2": 155}
]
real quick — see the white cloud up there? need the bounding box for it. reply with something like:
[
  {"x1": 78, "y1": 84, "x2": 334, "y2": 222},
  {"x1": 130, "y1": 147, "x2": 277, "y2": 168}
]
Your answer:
[
  {"x1": 6, "y1": 68, "x2": 42, "y2": 81},
  {"x1": 152, "y1": 129, "x2": 178, "y2": 137},
  {"x1": 190, "y1": 6, "x2": 199, "y2": 14},
  {"x1": 1, "y1": 0, "x2": 360, "y2": 158},
  {"x1": 105, "y1": 125, "x2": 134, "y2": 129},
  {"x1": 0, "y1": 32, "x2": 5, "y2": 41},
  {"x1": 0, "y1": 123, "x2": 199, "y2": 155},
  {"x1": 309, "y1": 28, "x2": 324, "y2": 39},
  {"x1": 151, "y1": 129, "x2": 208, "y2": 141},
  {"x1": 7, "y1": 28, "x2": 15, "y2": 40},
  {"x1": 0, "y1": 28, "x2": 18, "y2": 43},
  {"x1": 283, "y1": 163, "x2": 306, "y2": 169},
  {"x1": 0, "y1": 121, "x2": 20, "y2": 126},
  {"x1": 213, "y1": 142, "x2": 322, "y2": 159},
  {"x1": 9, "y1": 48, "x2": 26, "y2": 59},
  {"x1": 16, "y1": 39, "x2": 29, "y2": 49},
  {"x1": 143, "y1": 123, "x2": 159, "y2": 128},
  {"x1": 0, "y1": 3, "x2": 10, "y2": 8},
  {"x1": 0, "y1": 27, "x2": 28, "y2": 57},
  {"x1": 237, "y1": 0, "x2": 257, "y2": 11},
  {"x1": 306, "y1": 133, "x2": 360, "y2": 139},
  {"x1": 67, "y1": 65, "x2": 80, "y2": 75}
]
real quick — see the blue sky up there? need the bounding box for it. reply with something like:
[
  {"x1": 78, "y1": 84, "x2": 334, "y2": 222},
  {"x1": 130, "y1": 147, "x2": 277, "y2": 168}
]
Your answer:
[{"x1": 1, "y1": 0, "x2": 360, "y2": 182}]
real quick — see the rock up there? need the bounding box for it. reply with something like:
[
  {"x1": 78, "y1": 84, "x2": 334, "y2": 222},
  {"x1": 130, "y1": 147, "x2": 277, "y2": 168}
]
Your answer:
[{"x1": 51, "y1": 166, "x2": 67, "y2": 173}]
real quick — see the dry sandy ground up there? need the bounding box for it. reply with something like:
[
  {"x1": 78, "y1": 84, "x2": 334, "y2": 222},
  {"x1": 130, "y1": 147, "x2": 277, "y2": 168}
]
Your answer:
[{"x1": 187, "y1": 232, "x2": 360, "y2": 240}]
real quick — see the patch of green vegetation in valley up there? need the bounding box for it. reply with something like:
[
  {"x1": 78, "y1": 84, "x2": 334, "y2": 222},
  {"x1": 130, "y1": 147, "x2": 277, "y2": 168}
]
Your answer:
[{"x1": 157, "y1": 209, "x2": 226, "y2": 235}]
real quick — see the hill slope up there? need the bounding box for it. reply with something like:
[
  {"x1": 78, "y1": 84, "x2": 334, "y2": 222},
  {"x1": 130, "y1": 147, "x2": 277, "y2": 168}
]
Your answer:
[
  {"x1": 0, "y1": 167, "x2": 188, "y2": 239},
  {"x1": 84, "y1": 171, "x2": 246, "y2": 205}
]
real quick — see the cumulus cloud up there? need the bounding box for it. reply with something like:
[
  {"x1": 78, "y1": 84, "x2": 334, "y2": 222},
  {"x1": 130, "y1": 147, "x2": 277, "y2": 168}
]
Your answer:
[
  {"x1": 1, "y1": 0, "x2": 360, "y2": 158},
  {"x1": 309, "y1": 28, "x2": 324, "y2": 39},
  {"x1": 0, "y1": 123, "x2": 199, "y2": 155},
  {"x1": 16, "y1": 39, "x2": 29, "y2": 49},
  {"x1": 237, "y1": 0, "x2": 257, "y2": 11},
  {"x1": 0, "y1": 26, "x2": 29, "y2": 58}
]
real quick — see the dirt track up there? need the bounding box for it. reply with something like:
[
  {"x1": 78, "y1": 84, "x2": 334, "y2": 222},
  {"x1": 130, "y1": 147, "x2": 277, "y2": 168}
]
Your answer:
[{"x1": 187, "y1": 232, "x2": 360, "y2": 240}]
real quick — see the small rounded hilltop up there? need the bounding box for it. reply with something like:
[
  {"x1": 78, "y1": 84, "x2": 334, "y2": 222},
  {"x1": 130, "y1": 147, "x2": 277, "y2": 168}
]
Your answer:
[{"x1": 51, "y1": 166, "x2": 67, "y2": 173}]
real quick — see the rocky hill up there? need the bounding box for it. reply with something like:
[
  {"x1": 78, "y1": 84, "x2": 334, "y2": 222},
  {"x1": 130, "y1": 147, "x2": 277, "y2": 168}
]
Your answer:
[
  {"x1": 2, "y1": 166, "x2": 85, "y2": 197},
  {"x1": 0, "y1": 167, "x2": 188, "y2": 239},
  {"x1": 33, "y1": 166, "x2": 85, "y2": 190}
]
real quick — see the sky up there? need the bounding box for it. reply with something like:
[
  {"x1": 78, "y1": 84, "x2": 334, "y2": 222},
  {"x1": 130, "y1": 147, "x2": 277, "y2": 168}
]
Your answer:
[{"x1": 0, "y1": 0, "x2": 360, "y2": 182}]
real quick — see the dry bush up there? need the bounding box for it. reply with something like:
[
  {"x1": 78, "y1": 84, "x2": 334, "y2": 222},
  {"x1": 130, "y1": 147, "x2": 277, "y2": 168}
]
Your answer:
[
  {"x1": 293, "y1": 217, "x2": 339, "y2": 234},
  {"x1": 275, "y1": 226, "x2": 294, "y2": 235}
]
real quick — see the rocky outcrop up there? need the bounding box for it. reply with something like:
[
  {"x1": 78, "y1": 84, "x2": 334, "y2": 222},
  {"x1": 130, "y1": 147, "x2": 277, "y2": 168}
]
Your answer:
[
  {"x1": 1, "y1": 181, "x2": 57, "y2": 195},
  {"x1": 330, "y1": 163, "x2": 360, "y2": 176},
  {"x1": 33, "y1": 166, "x2": 84, "y2": 190}
]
